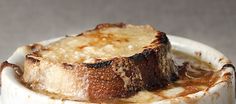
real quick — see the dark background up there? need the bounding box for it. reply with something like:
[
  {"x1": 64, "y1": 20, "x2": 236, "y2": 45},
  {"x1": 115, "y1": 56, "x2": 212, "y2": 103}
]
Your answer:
[{"x1": 0, "y1": 0, "x2": 235, "y2": 63}]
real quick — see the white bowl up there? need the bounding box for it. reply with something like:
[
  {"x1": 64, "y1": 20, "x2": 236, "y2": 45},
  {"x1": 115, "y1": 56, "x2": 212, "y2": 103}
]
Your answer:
[{"x1": 1, "y1": 35, "x2": 235, "y2": 104}]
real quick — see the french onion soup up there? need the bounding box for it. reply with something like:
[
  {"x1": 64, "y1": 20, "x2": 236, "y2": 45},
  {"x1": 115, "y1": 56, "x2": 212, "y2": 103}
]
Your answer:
[{"x1": 1, "y1": 23, "x2": 232, "y2": 103}]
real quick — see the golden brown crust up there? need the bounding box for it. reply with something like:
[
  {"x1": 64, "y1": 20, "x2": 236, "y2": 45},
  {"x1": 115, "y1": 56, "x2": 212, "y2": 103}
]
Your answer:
[{"x1": 23, "y1": 23, "x2": 178, "y2": 101}]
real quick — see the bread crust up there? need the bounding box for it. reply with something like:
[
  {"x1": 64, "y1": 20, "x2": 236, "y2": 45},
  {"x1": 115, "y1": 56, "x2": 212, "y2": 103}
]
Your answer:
[{"x1": 23, "y1": 23, "x2": 178, "y2": 101}]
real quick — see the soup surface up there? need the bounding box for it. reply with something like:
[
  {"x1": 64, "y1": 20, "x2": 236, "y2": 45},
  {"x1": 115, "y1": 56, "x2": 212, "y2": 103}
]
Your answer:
[{"x1": 119, "y1": 50, "x2": 219, "y2": 103}]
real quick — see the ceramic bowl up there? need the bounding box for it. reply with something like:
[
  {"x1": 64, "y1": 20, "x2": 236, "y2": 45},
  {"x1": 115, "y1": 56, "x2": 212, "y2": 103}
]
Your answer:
[{"x1": 1, "y1": 35, "x2": 235, "y2": 104}]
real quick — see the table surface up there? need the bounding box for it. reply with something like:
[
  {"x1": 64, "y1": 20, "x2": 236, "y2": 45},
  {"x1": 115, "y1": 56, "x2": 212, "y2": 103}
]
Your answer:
[{"x1": 0, "y1": 0, "x2": 235, "y2": 64}]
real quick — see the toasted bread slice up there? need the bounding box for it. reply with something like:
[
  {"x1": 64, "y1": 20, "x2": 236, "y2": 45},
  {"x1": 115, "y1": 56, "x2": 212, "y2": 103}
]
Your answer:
[{"x1": 23, "y1": 23, "x2": 178, "y2": 101}]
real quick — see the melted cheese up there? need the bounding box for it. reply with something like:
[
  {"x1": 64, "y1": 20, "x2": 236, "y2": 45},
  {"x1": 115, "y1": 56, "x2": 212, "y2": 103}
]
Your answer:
[{"x1": 39, "y1": 25, "x2": 157, "y2": 63}]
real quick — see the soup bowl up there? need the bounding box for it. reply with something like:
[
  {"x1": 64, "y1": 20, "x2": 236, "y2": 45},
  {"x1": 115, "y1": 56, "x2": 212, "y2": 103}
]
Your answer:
[{"x1": 1, "y1": 35, "x2": 235, "y2": 104}]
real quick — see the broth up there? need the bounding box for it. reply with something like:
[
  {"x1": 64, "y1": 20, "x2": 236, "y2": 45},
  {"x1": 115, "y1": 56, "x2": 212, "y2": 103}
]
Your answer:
[{"x1": 120, "y1": 50, "x2": 219, "y2": 103}]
